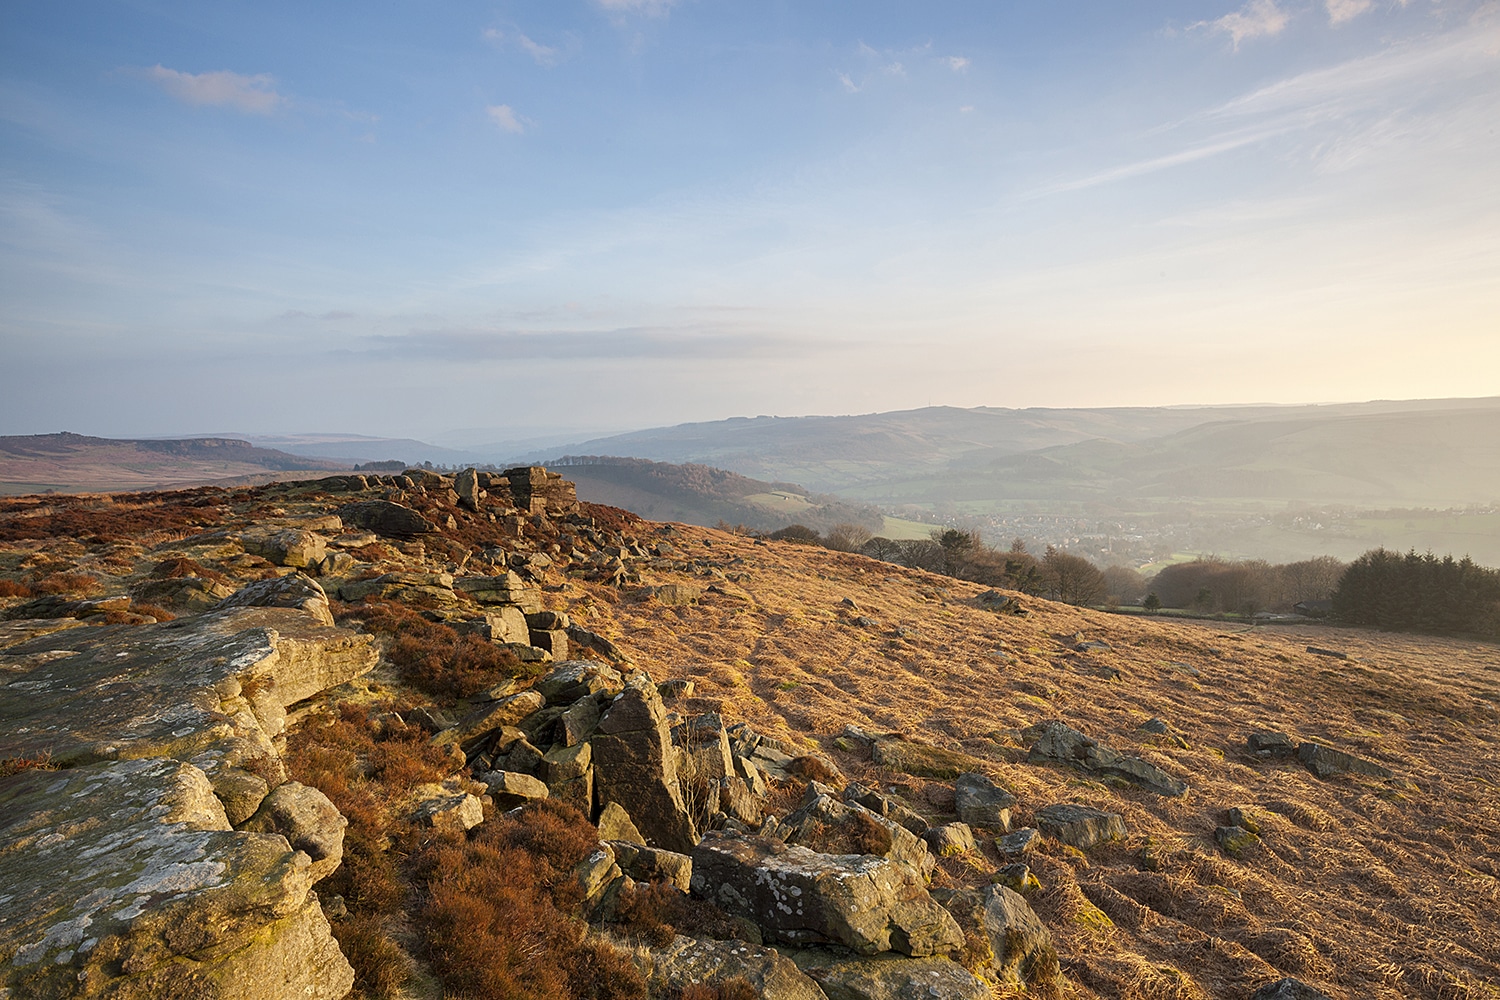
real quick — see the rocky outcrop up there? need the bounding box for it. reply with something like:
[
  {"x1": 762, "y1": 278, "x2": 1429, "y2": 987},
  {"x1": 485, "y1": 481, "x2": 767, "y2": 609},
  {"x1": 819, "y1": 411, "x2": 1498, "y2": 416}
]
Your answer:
[
  {"x1": 335, "y1": 499, "x2": 435, "y2": 539},
  {"x1": 953, "y1": 772, "x2": 1015, "y2": 830},
  {"x1": 0, "y1": 605, "x2": 375, "y2": 999},
  {"x1": 0, "y1": 758, "x2": 352, "y2": 1000},
  {"x1": 215, "y1": 573, "x2": 335, "y2": 626},
  {"x1": 1296, "y1": 742, "x2": 1392, "y2": 779},
  {"x1": 690, "y1": 832, "x2": 962, "y2": 957},
  {"x1": 933, "y1": 885, "x2": 1056, "y2": 988}
]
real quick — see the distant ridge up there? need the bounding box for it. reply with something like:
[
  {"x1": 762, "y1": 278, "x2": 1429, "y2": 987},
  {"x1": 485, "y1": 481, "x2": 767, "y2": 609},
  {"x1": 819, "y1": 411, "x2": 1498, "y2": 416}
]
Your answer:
[{"x1": 0, "y1": 432, "x2": 350, "y2": 495}]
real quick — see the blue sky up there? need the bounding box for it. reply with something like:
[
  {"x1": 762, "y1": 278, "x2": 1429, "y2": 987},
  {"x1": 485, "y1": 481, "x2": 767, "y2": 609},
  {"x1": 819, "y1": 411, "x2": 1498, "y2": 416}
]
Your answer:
[{"x1": 2, "y1": 1, "x2": 1497, "y2": 442}]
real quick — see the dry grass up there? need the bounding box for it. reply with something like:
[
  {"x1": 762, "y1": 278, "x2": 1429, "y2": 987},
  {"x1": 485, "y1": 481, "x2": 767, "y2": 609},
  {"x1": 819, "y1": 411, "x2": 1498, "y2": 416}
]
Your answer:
[{"x1": 593, "y1": 522, "x2": 1500, "y2": 1000}]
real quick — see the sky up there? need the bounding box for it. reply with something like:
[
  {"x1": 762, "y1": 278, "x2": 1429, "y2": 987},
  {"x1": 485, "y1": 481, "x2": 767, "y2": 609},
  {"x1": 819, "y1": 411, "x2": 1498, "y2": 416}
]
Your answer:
[{"x1": 1, "y1": 0, "x2": 1497, "y2": 444}]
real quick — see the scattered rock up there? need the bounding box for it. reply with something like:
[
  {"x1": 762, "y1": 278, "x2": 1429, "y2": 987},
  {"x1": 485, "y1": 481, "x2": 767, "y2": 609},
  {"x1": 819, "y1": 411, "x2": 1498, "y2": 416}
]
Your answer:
[
  {"x1": 609, "y1": 841, "x2": 694, "y2": 892},
  {"x1": 241, "y1": 527, "x2": 328, "y2": 570},
  {"x1": 997, "y1": 828, "x2": 1041, "y2": 857},
  {"x1": 871, "y1": 738, "x2": 988, "y2": 780},
  {"x1": 1034, "y1": 803, "x2": 1127, "y2": 850},
  {"x1": 922, "y1": 823, "x2": 977, "y2": 857},
  {"x1": 417, "y1": 792, "x2": 485, "y2": 832},
  {"x1": 336, "y1": 499, "x2": 435, "y2": 539},
  {"x1": 1251, "y1": 978, "x2": 1334, "y2": 1000},
  {"x1": 1024, "y1": 721, "x2": 1187, "y2": 796},
  {"x1": 690, "y1": 832, "x2": 962, "y2": 957},
  {"x1": 433, "y1": 690, "x2": 546, "y2": 751},
  {"x1": 791, "y1": 948, "x2": 988, "y2": 1000},
  {"x1": 481, "y1": 770, "x2": 550, "y2": 808},
  {"x1": 658, "y1": 678, "x2": 695, "y2": 700},
  {"x1": 240, "y1": 781, "x2": 347, "y2": 880},
  {"x1": 597, "y1": 801, "x2": 646, "y2": 846},
  {"x1": 780, "y1": 791, "x2": 935, "y2": 878},
  {"x1": 931, "y1": 884, "x2": 1056, "y2": 988},
  {"x1": 215, "y1": 572, "x2": 334, "y2": 626},
  {"x1": 654, "y1": 584, "x2": 703, "y2": 606},
  {"x1": 1215, "y1": 825, "x2": 1260, "y2": 858},
  {"x1": 535, "y1": 660, "x2": 624, "y2": 705},
  {"x1": 593, "y1": 676, "x2": 698, "y2": 853},
  {"x1": 454, "y1": 467, "x2": 482, "y2": 511},
  {"x1": 1247, "y1": 730, "x2": 1297, "y2": 758},
  {"x1": 994, "y1": 863, "x2": 1041, "y2": 895},
  {"x1": 1297, "y1": 742, "x2": 1392, "y2": 779},
  {"x1": 1305, "y1": 646, "x2": 1348, "y2": 660},
  {"x1": 953, "y1": 772, "x2": 1015, "y2": 831},
  {"x1": 640, "y1": 935, "x2": 827, "y2": 1000},
  {"x1": 789, "y1": 752, "x2": 843, "y2": 784}
]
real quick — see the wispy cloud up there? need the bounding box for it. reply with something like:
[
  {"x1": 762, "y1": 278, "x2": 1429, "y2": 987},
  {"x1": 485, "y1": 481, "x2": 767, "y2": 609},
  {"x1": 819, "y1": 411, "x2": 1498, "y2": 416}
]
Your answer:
[
  {"x1": 1326, "y1": 0, "x2": 1374, "y2": 26},
  {"x1": 487, "y1": 104, "x2": 526, "y2": 133},
  {"x1": 141, "y1": 65, "x2": 282, "y2": 114},
  {"x1": 836, "y1": 72, "x2": 860, "y2": 94},
  {"x1": 595, "y1": 0, "x2": 678, "y2": 16},
  {"x1": 482, "y1": 27, "x2": 559, "y2": 66},
  {"x1": 947, "y1": 56, "x2": 970, "y2": 72},
  {"x1": 1198, "y1": 0, "x2": 1291, "y2": 49}
]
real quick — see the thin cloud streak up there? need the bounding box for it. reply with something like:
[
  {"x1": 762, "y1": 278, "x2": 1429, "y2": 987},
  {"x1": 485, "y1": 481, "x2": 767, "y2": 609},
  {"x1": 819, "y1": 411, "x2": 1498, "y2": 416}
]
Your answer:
[
  {"x1": 353, "y1": 327, "x2": 817, "y2": 362},
  {"x1": 1196, "y1": 0, "x2": 1291, "y2": 49}
]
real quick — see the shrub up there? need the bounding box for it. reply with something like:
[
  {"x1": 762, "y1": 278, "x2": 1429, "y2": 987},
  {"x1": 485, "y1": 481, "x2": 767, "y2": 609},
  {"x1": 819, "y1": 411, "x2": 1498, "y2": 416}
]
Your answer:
[
  {"x1": 32, "y1": 572, "x2": 102, "y2": 596},
  {"x1": 769, "y1": 524, "x2": 821, "y2": 545},
  {"x1": 609, "y1": 880, "x2": 743, "y2": 948},
  {"x1": 0, "y1": 580, "x2": 33, "y2": 598},
  {"x1": 149, "y1": 556, "x2": 227, "y2": 584},
  {"x1": 338, "y1": 599, "x2": 530, "y2": 701},
  {"x1": 331, "y1": 915, "x2": 413, "y2": 1000}
]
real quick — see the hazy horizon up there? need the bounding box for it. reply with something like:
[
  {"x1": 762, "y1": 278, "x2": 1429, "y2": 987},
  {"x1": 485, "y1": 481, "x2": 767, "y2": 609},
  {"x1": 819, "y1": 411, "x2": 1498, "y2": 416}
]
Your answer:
[{"x1": 4, "y1": 2, "x2": 1497, "y2": 439}]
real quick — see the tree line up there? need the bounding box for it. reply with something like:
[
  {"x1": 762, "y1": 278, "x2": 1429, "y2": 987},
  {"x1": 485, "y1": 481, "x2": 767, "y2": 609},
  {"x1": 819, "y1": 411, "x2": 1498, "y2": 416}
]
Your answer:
[{"x1": 764, "y1": 522, "x2": 1500, "y2": 639}]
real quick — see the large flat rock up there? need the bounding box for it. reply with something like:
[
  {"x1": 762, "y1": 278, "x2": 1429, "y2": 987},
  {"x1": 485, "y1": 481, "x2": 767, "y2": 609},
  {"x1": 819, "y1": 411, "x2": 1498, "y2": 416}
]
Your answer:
[
  {"x1": 0, "y1": 607, "x2": 376, "y2": 770},
  {"x1": 0, "y1": 757, "x2": 353, "y2": 999}
]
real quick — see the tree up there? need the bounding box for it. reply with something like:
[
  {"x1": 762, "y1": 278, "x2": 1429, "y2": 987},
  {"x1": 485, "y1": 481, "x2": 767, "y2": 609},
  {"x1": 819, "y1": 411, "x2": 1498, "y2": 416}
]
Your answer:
[
  {"x1": 1101, "y1": 565, "x2": 1146, "y2": 606},
  {"x1": 769, "y1": 524, "x2": 820, "y2": 545},
  {"x1": 1142, "y1": 592, "x2": 1162, "y2": 613},
  {"x1": 932, "y1": 528, "x2": 978, "y2": 576},
  {"x1": 824, "y1": 523, "x2": 874, "y2": 552},
  {"x1": 1041, "y1": 547, "x2": 1106, "y2": 606},
  {"x1": 860, "y1": 536, "x2": 903, "y2": 563}
]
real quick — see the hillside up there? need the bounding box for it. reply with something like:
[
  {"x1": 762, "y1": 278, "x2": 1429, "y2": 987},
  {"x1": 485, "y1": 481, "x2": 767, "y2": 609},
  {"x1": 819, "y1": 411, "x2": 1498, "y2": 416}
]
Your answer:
[
  {"x1": 553, "y1": 456, "x2": 884, "y2": 534},
  {"x1": 524, "y1": 398, "x2": 1500, "y2": 499},
  {"x1": 1, "y1": 470, "x2": 1496, "y2": 999},
  {"x1": 0, "y1": 432, "x2": 350, "y2": 495}
]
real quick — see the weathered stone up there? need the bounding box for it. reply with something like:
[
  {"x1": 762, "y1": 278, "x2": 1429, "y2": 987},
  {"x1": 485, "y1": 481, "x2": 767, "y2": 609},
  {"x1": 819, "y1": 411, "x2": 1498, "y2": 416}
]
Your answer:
[
  {"x1": 1034, "y1": 803, "x2": 1126, "y2": 850},
  {"x1": 592, "y1": 676, "x2": 697, "y2": 853},
  {"x1": 0, "y1": 758, "x2": 352, "y2": 1000},
  {"x1": 1252, "y1": 978, "x2": 1334, "y2": 1000},
  {"x1": 336, "y1": 499, "x2": 435, "y2": 539},
  {"x1": 130, "y1": 574, "x2": 236, "y2": 610},
  {"x1": 215, "y1": 572, "x2": 334, "y2": 626},
  {"x1": 691, "y1": 832, "x2": 962, "y2": 957},
  {"x1": 338, "y1": 571, "x2": 456, "y2": 604},
  {"x1": 453, "y1": 571, "x2": 542, "y2": 613},
  {"x1": 0, "y1": 607, "x2": 375, "y2": 773},
  {"x1": 719, "y1": 775, "x2": 764, "y2": 825},
  {"x1": 1215, "y1": 825, "x2": 1260, "y2": 858},
  {"x1": 454, "y1": 467, "x2": 482, "y2": 511},
  {"x1": 1227, "y1": 806, "x2": 1264, "y2": 834},
  {"x1": 871, "y1": 739, "x2": 987, "y2": 780},
  {"x1": 922, "y1": 823, "x2": 977, "y2": 857},
  {"x1": 481, "y1": 770, "x2": 550, "y2": 809},
  {"x1": 535, "y1": 660, "x2": 624, "y2": 705},
  {"x1": 499, "y1": 735, "x2": 546, "y2": 775},
  {"x1": 789, "y1": 752, "x2": 843, "y2": 784},
  {"x1": 433, "y1": 690, "x2": 546, "y2": 750},
  {"x1": 542, "y1": 741, "x2": 593, "y2": 784},
  {"x1": 530, "y1": 628, "x2": 569, "y2": 660},
  {"x1": 241, "y1": 527, "x2": 328, "y2": 570},
  {"x1": 658, "y1": 678, "x2": 694, "y2": 700},
  {"x1": 997, "y1": 828, "x2": 1041, "y2": 857},
  {"x1": 953, "y1": 772, "x2": 1015, "y2": 831},
  {"x1": 417, "y1": 792, "x2": 485, "y2": 832},
  {"x1": 933, "y1": 884, "x2": 1055, "y2": 988},
  {"x1": 654, "y1": 583, "x2": 703, "y2": 606},
  {"x1": 566, "y1": 624, "x2": 630, "y2": 663},
  {"x1": 674, "y1": 712, "x2": 736, "y2": 783},
  {"x1": 1297, "y1": 742, "x2": 1392, "y2": 779},
  {"x1": 640, "y1": 934, "x2": 828, "y2": 1000},
  {"x1": 213, "y1": 766, "x2": 271, "y2": 826},
  {"x1": 597, "y1": 800, "x2": 646, "y2": 846},
  {"x1": 575, "y1": 844, "x2": 621, "y2": 905},
  {"x1": 1025, "y1": 721, "x2": 1188, "y2": 796},
  {"x1": 781, "y1": 792, "x2": 935, "y2": 879},
  {"x1": 2, "y1": 594, "x2": 131, "y2": 621},
  {"x1": 526, "y1": 609, "x2": 571, "y2": 631},
  {"x1": 240, "y1": 781, "x2": 347, "y2": 881},
  {"x1": 791, "y1": 948, "x2": 988, "y2": 1000},
  {"x1": 994, "y1": 863, "x2": 1041, "y2": 895},
  {"x1": 843, "y1": 784, "x2": 928, "y2": 836},
  {"x1": 1247, "y1": 730, "x2": 1297, "y2": 758},
  {"x1": 608, "y1": 841, "x2": 694, "y2": 891},
  {"x1": 558, "y1": 695, "x2": 602, "y2": 746},
  {"x1": 457, "y1": 607, "x2": 531, "y2": 645}
]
